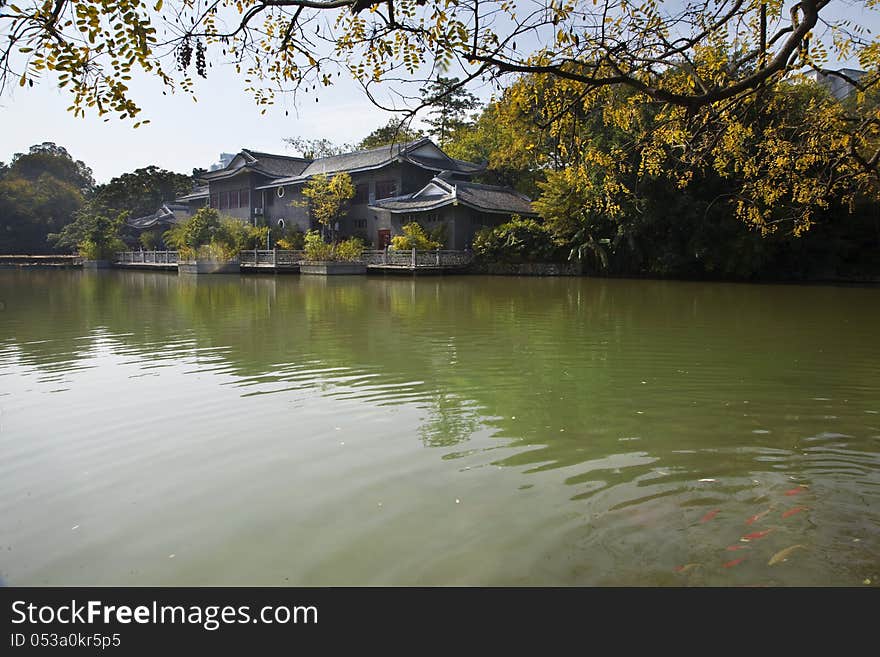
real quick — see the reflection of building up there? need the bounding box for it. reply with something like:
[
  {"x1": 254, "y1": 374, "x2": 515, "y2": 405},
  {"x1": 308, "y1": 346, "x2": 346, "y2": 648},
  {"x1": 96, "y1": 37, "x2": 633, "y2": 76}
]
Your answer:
[
  {"x1": 130, "y1": 138, "x2": 535, "y2": 249},
  {"x1": 804, "y1": 68, "x2": 866, "y2": 100}
]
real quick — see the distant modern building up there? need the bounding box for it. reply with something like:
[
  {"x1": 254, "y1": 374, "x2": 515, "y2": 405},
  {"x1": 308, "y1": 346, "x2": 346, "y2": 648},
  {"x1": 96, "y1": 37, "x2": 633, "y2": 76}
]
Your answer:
[
  {"x1": 131, "y1": 138, "x2": 534, "y2": 249},
  {"x1": 804, "y1": 67, "x2": 867, "y2": 100},
  {"x1": 208, "y1": 153, "x2": 237, "y2": 172}
]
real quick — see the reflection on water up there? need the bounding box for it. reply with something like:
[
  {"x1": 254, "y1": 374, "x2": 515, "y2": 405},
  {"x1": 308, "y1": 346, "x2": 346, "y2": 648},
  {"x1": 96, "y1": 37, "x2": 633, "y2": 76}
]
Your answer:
[{"x1": 0, "y1": 270, "x2": 878, "y2": 585}]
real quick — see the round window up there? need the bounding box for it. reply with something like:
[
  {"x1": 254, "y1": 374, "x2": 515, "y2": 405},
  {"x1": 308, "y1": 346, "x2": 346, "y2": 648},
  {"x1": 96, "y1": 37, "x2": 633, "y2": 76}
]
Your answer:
[
  {"x1": 276, "y1": 186, "x2": 285, "y2": 198},
  {"x1": 277, "y1": 219, "x2": 285, "y2": 229}
]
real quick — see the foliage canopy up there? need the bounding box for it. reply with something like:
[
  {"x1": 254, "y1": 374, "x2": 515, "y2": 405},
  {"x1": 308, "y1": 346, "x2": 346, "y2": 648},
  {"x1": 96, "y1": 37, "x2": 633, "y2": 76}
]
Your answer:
[
  {"x1": 391, "y1": 221, "x2": 441, "y2": 250},
  {"x1": 299, "y1": 172, "x2": 356, "y2": 234}
]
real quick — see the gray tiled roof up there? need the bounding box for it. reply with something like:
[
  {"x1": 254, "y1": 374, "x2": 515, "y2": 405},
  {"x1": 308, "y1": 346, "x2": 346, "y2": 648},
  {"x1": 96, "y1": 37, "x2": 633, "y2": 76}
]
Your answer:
[
  {"x1": 405, "y1": 153, "x2": 485, "y2": 174},
  {"x1": 176, "y1": 185, "x2": 209, "y2": 202},
  {"x1": 243, "y1": 150, "x2": 312, "y2": 177},
  {"x1": 128, "y1": 203, "x2": 190, "y2": 230},
  {"x1": 298, "y1": 141, "x2": 418, "y2": 178},
  {"x1": 202, "y1": 150, "x2": 311, "y2": 181},
  {"x1": 256, "y1": 138, "x2": 485, "y2": 188},
  {"x1": 369, "y1": 196, "x2": 451, "y2": 211},
  {"x1": 370, "y1": 178, "x2": 536, "y2": 216},
  {"x1": 455, "y1": 181, "x2": 536, "y2": 215}
]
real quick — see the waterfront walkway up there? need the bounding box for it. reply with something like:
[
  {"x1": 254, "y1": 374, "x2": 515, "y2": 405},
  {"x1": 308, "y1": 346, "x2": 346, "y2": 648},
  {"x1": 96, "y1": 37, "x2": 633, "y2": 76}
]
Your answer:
[
  {"x1": 114, "y1": 251, "x2": 178, "y2": 270},
  {"x1": 0, "y1": 255, "x2": 82, "y2": 268},
  {"x1": 112, "y1": 249, "x2": 474, "y2": 275}
]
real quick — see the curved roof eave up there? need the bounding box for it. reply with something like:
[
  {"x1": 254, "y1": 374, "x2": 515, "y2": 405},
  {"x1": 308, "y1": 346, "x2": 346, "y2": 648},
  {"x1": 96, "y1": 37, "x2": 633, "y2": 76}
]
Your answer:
[
  {"x1": 370, "y1": 198, "x2": 537, "y2": 216},
  {"x1": 201, "y1": 166, "x2": 251, "y2": 181},
  {"x1": 368, "y1": 198, "x2": 454, "y2": 213},
  {"x1": 254, "y1": 153, "x2": 483, "y2": 189}
]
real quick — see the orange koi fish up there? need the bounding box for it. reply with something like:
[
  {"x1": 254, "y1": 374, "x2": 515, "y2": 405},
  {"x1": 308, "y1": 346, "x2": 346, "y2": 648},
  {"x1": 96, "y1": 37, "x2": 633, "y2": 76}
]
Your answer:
[
  {"x1": 723, "y1": 558, "x2": 746, "y2": 568},
  {"x1": 726, "y1": 545, "x2": 749, "y2": 551},
  {"x1": 700, "y1": 509, "x2": 720, "y2": 523},
  {"x1": 784, "y1": 486, "x2": 808, "y2": 496},
  {"x1": 741, "y1": 528, "x2": 774, "y2": 542}
]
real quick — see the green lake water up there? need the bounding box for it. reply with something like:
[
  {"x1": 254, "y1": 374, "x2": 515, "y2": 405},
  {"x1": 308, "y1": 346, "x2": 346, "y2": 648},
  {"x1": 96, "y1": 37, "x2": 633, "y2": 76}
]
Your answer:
[{"x1": 0, "y1": 269, "x2": 878, "y2": 586}]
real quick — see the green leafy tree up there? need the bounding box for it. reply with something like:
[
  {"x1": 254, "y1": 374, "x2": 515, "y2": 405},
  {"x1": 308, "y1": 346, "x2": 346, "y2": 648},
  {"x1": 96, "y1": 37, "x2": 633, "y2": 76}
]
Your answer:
[
  {"x1": 444, "y1": 100, "x2": 546, "y2": 196},
  {"x1": 139, "y1": 230, "x2": 161, "y2": 250},
  {"x1": 299, "y1": 173, "x2": 356, "y2": 240},
  {"x1": 90, "y1": 166, "x2": 194, "y2": 219},
  {"x1": 359, "y1": 118, "x2": 423, "y2": 149},
  {"x1": 426, "y1": 222, "x2": 448, "y2": 249},
  {"x1": 421, "y1": 76, "x2": 480, "y2": 147},
  {"x1": 163, "y1": 211, "x2": 261, "y2": 260},
  {"x1": 211, "y1": 218, "x2": 265, "y2": 258},
  {"x1": 391, "y1": 222, "x2": 441, "y2": 251},
  {"x1": 335, "y1": 236, "x2": 364, "y2": 261},
  {"x1": 303, "y1": 230, "x2": 363, "y2": 261},
  {"x1": 0, "y1": 143, "x2": 89, "y2": 253},
  {"x1": 276, "y1": 228, "x2": 305, "y2": 250},
  {"x1": 163, "y1": 207, "x2": 221, "y2": 260},
  {"x1": 472, "y1": 217, "x2": 562, "y2": 264},
  {"x1": 48, "y1": 205, "x2": 126, "y2": 259},
  {"x1": 303, "y1": 229, "x2": 334, "y2": 261},
  {"x1": 7, "y1": 143, "x2": 94, "y2": 192},
  {"x1": 283, "y1": 137, "x2": 353, "y2": 159}
]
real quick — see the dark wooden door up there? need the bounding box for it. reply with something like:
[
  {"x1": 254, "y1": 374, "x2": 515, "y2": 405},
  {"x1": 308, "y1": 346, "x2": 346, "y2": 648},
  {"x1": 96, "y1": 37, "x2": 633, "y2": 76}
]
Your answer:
[{"x1": 377, "y1": 229, "x2": 391, "y2": 249}]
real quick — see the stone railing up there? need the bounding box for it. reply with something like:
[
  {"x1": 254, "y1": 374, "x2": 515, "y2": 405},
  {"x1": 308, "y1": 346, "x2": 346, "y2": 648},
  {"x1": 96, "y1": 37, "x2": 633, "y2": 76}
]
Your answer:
[
  {"x1": 239, "y1": 249, "x2": 305, "y2": 265},
  {"x1": 115, "y1": 251, "x2": 179, "y2": 264},
  {"x1": 239, "y1": 248, "x2": 473, "y2": 268},
  {"x1": 363, "y1": 248, "x2": 474, "y2": 267}
]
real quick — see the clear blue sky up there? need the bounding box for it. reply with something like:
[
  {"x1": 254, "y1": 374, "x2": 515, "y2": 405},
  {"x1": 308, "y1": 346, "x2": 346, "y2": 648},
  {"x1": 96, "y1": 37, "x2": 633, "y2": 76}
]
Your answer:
[{"x1": 0, "y1": 1, "x2": 874, "y2": 183}]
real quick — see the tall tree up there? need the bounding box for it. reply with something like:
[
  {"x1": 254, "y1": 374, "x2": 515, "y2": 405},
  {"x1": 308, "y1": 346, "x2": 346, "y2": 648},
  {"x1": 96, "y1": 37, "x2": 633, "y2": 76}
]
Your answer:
[
  {"x1": 7, "y1": 142, "x2": 93, "y2": 191},
  {"x1": 0, "y1": 143, "x2": 89, "y2": 253},
  {"x1": 444, "y1": 99, "x2": 546, "y2": 196},
  {"x1": 299, "y1": 173, "x2": 355, "y2": 241},
  {"x1": 90, "y1": 166, "x2": 193, "y2": 219},
  {"x1": 283, "y1": 137, "x2": 354, "y2": 159},
  {"x1": 359, "y1": 118, "x2": 423, "y2": 149},
  {"x1": 48, "y1": 204, "x2": 126, "y2": 259},
  {"x1": 421, "y1": 76, "x2": 480, "y2": 147}
]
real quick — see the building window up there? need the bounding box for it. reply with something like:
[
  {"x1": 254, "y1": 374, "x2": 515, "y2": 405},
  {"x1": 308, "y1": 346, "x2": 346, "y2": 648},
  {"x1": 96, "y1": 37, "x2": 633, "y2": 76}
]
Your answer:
[
  {"x1": 353, "y1": 183, "x2": 369, "y2": 203},
  {"x1": 230, "y1": 190, "x2": 239, "y2": 209},
  {"x1": 405, "y1": 212, "x2": 439, "y2": 224},
  {"x1": 240, "y1": 189, "x2": 250, "y2": 208},
  {"x1": 210, "y1": 194, "x2": 219, "y2": 209},
  {"x1": 375, "y1": 180, "x2": 397, "y2": 200},
  {"x1": 219, "y1": 192, "x2": 227, "y2": 210},
  {"x1": 276, "y1": 186, "x2": 285, "y2": 198},
  {"x1": 353, "y1": 219, "x2": 367, "y2": 229}
]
